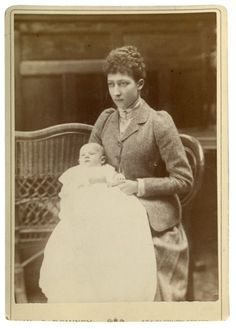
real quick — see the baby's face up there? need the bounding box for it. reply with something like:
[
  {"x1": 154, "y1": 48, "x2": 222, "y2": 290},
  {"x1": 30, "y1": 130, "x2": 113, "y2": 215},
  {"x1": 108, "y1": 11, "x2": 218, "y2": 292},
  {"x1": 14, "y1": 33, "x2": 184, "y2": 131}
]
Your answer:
[{"x1": 79, "y1": 144, "x2": 104, "y2": 167}]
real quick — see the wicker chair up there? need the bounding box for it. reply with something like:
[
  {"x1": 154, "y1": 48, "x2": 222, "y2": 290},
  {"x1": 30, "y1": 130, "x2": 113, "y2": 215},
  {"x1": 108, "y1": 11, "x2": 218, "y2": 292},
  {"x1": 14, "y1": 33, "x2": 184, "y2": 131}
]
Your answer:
[{"x1": 15, "y1": 123, "x2": 204, "y2": 302}]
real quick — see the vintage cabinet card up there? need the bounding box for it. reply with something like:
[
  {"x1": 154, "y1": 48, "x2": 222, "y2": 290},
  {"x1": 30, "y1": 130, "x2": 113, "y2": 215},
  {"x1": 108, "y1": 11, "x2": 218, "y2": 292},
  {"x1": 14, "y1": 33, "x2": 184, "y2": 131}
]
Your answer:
[{"x1": 5, "y1": 5, "x2": 228, "y2": 321}]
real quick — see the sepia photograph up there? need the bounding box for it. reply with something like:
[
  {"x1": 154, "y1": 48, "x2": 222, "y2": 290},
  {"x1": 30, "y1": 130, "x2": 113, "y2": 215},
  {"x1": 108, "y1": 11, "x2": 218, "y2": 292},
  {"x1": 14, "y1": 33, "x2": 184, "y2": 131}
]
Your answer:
[{"x1": 5, "y1": 4, "x2": 228, "y2": 321}]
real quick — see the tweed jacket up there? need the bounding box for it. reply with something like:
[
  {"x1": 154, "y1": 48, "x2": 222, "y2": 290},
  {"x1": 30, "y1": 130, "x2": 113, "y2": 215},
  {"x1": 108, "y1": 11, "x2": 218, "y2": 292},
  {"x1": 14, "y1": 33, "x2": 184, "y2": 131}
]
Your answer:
[{"x1": 89, "y1": 99, "x2": 193, "y2": 232}]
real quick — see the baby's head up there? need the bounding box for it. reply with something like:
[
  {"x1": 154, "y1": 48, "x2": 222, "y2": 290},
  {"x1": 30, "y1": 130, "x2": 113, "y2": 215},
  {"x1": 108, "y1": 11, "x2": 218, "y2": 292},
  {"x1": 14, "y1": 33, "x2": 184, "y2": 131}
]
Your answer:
[{"x1": 79, "y1": 143, "x2": 106, "y2": 167}]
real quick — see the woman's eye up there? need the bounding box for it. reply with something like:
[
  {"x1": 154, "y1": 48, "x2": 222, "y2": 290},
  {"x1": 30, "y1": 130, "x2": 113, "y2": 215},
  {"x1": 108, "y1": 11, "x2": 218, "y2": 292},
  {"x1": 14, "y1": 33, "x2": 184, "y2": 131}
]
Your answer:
[
  {"x1": 120, "y1": 81, "x2": 129, "y2": 87},
  {"x1": 107, "y1": 82, "x2": 114, "y2": 88}
]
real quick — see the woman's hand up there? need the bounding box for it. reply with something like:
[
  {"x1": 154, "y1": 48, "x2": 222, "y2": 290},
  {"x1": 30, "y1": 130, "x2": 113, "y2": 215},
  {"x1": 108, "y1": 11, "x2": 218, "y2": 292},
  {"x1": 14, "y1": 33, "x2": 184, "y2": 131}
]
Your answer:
[{"x1": 118, "y1": 180, "x2": 138, "y2": 195}]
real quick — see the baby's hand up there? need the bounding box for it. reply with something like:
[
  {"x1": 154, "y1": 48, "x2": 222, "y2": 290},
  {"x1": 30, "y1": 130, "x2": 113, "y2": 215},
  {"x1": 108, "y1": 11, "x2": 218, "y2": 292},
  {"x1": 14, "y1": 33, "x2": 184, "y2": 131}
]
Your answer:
[{"x1": 108, "y1": 173, "x2": 126, "y2": 187}]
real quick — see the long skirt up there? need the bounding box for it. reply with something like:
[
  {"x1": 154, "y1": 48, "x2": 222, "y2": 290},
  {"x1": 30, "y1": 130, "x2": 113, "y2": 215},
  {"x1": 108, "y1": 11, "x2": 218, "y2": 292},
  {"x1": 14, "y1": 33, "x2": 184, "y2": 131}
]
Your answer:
[{"x1": 152, "y1": 223, "x2": 189, "y2": 301}]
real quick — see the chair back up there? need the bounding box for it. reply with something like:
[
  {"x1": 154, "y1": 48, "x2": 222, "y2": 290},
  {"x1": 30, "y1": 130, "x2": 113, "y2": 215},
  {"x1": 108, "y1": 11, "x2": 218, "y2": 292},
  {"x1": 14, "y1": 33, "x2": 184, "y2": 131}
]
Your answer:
[
  {"x1": 179, "y1": 134, "x2": 205, "y2": 209},
  {"x1": 15, "y1": 123, "x2": 93, "y2": 242}
]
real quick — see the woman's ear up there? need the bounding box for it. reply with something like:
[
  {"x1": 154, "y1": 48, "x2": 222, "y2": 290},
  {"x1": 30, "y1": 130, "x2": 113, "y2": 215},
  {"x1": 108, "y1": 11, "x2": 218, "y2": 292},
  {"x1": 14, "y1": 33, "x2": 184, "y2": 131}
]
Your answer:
[{"x1": 137, "y1": 79, "x2": 144, "y2": 91}]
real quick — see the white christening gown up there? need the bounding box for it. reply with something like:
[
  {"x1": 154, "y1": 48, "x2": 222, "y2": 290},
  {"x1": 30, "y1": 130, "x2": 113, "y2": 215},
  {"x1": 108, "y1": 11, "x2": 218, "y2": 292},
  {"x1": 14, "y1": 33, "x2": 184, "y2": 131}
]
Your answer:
[{"x1": 39, "y1": 164, "x2": 157, "y2": 302}]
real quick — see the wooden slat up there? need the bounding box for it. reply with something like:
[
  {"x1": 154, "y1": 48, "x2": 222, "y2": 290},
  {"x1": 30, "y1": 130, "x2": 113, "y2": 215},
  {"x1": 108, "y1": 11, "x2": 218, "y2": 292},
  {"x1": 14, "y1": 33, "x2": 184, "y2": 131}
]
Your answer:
[
  {"x1": 15, "y1": 122, "x2": 93, "y2": 140},
  {"x1": 15, "y1": 123, "x2": 93, "y2": 176},
  {"x1": 20, "y1": 57, "x2": 203, "y2": 76},
  {"x1": 20, "y1": 59, "x2": 105, "y2": 75}
]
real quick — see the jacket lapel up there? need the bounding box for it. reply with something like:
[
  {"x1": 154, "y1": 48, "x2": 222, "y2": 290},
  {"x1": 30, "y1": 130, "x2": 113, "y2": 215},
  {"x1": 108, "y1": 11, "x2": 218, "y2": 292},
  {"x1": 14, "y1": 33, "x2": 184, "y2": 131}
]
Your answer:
[
  {"x1": 120, "y1": 99, "x2": 150, "y2": 142},
  {"x1": 105, "y1": 110, "x2": 120, "y2": 141}
]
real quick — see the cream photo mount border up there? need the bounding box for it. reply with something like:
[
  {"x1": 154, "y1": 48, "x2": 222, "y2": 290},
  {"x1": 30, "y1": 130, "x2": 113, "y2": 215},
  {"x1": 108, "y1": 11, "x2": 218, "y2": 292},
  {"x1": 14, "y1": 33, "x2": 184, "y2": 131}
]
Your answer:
[{"x1": 5, "y1": 5, "x2": 228, "y2": 321}]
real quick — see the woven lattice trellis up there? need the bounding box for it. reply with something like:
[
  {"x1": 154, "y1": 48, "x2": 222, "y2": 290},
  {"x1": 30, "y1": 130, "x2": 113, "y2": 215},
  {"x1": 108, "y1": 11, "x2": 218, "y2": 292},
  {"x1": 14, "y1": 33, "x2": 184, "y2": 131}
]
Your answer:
[{"x1": 15, "y1": 175, "x2": 61, "y2": 240}]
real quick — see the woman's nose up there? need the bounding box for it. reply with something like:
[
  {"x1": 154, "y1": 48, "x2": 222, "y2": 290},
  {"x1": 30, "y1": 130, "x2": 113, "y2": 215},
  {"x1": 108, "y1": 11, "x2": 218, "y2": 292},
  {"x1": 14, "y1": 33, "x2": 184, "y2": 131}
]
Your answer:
[{"x1": 113, "y1": 85, "x2": 121, "y2": 96}]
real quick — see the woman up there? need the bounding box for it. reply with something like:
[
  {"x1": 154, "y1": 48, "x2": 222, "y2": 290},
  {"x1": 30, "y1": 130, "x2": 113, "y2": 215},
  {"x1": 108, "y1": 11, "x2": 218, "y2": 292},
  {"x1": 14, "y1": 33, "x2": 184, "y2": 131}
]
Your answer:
[{"x1": 89, "y1": 45, "x2": 193, "y2": 301}]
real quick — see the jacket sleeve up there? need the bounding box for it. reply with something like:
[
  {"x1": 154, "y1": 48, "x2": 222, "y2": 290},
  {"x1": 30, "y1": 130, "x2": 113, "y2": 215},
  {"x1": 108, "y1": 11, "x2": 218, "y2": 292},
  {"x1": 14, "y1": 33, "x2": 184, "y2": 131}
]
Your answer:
[
  {"x1": 89, "y1": 108, "x2": 115, "y2": 144},
  {"x1": 143, "y1": 111, "x2": 194, "y2": 197}
]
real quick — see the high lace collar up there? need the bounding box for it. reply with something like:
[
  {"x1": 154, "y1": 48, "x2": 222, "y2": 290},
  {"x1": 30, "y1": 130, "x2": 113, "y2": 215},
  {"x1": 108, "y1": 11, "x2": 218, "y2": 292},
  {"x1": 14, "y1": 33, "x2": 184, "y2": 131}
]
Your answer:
[{"x1": 118, "y1": 96, "x2": 142, "y2": 119}]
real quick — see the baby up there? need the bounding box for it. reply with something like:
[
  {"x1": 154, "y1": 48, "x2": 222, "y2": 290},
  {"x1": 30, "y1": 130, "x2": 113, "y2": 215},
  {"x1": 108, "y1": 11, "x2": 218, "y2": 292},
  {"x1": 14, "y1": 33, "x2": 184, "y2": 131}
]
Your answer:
[
  {"x1": 79, "y1": 142, "x2": 106, "y2": 167},
  {"x1": 78, "y1": 142, "x2": 125, "y2": 186},
  {"x1": 39, "y1": 143, "x2": 156, "y2": 303},
  {"x1": 58, "y1": 143, "x2": 125, "y2": 199}
]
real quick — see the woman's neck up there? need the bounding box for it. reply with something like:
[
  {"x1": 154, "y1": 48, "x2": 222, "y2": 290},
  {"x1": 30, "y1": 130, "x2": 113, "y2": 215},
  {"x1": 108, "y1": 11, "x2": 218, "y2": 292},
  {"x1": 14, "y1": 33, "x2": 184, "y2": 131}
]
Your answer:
[{"x1": 126, "y1": 95, "x2": 141, "y2": 110}]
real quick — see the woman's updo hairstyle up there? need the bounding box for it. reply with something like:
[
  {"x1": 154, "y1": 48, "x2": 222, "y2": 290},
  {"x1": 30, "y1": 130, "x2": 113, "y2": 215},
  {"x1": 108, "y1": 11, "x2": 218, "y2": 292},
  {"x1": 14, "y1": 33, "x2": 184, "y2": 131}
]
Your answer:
[{"x1": 103, "y1": 45, "x2": 146, "y2": 81}]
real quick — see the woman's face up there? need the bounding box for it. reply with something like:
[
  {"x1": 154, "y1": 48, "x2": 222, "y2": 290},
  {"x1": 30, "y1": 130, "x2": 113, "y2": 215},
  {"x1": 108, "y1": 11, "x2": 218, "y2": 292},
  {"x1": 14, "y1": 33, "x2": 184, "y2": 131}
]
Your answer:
[{"x1": 107, "y1": 72, "x2": 143, "y2": 110}]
